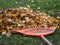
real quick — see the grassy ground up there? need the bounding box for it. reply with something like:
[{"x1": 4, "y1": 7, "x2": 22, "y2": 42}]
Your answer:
[{"x1": 0, "y1": 0, "x2": 60, "y2": 45}]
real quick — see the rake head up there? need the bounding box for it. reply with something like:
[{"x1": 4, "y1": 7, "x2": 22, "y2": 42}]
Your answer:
[{"x1": 12, "y1": 26, "x2": 57, "y2": 36}]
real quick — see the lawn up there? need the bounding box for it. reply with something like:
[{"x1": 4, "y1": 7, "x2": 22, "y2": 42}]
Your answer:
[{"x1": 0, "y1": 0, "x2": 60, "y2": 45}]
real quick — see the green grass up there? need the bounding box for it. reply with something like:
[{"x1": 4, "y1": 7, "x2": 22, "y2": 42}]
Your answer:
[{"x1": 0, "y1": 0, "x2": 60, "y2": 45}]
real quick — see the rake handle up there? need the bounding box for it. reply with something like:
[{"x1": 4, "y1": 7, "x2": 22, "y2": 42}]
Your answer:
[{"x1": 40, "y1": 35, "x2": 52, "y2": 45}]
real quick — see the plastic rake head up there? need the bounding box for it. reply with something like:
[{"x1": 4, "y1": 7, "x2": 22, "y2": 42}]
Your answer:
[{"x1": 12, "y1": 26, "x2": 57, "y2": 36}]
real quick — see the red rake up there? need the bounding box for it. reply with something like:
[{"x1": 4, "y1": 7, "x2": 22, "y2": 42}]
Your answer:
[{"x1": 12, "y1": 26, "x2": 57, "y2": 45}]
